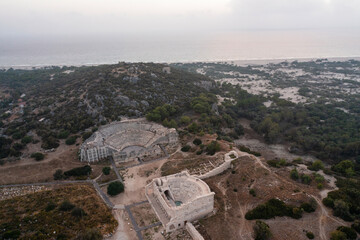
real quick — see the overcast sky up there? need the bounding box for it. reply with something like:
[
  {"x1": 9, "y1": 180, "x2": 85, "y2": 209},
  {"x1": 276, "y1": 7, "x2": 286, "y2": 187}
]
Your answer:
[{"x1": 1, "y1": 0, "x2": 360, "y2": 37}]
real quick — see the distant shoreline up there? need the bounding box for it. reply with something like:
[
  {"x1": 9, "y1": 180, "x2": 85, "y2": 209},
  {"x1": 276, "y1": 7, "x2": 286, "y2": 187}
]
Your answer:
[{"x1": 1, "y1": 56, "x2": 360, "y2": 70}]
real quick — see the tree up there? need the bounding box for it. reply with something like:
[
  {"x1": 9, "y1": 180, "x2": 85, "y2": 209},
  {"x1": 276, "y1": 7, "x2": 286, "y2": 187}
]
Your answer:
[
  {"x1": 336, "y1": 226, "x2": 357, "y2": 240},
  {"x1": 290, "y1": 168, "x2": 299, "y2": 180},
  {"x1": 332, "y1": 160, "x2": 355, "y2": 176},
  {"x1": 193, "y1": 138, "x2": 202, "y2": 145},
  {"x1": 102, "y1": 167, "x2": 111, "y2": 175},
  {"x1": 253, "y1": 220, "x2": 272, "y2": 240},
  {"x1": 31, "y1": 152, "x2": 44, "y2": 161},
  {"x1": 53, "y1": 169, "x2": 63, "y2": 180},
  {"x1": 107, "y1": 181, "x2": 124, "y2": 196},
  {"x1": 206, "y1": 141, "x2": 221, "y2": 155},
  {"x1": 330, "y1": 230, "x2": 347, "y2": 240},
  {"x1": 71, "y1": 207, "x2": 87, "y2": 218},
  {"x1": 306, "y1": 232, "x2": 315, "y2": 239},
  {"x1": 76, "y1": 228, "x2": 102, "y2": 240},
  {"x1": 65, "y1": 136, "x2": 77, "y2": 145},
  {"x1": 309, "y1": 160, "x2": 324, "y2": 171},
  {"x1": 333, "y1": 200, "x2": 353, "y2": 221},
  {"x1": 59, "y1": 200, "x2": 75, "y2": 211},
  {"x1": 180, "y1": 116, "x2": 191, "y2": 125}
]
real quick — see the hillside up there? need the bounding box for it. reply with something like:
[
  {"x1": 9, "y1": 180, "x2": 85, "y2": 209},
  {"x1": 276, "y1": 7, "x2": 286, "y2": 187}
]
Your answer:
[{"x1": 0, "y1": 63, "x2": 214, "y2": 160}]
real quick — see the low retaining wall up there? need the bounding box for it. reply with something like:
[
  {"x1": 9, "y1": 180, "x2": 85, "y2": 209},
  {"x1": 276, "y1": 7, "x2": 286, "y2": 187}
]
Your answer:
[
  {"x1": 195, "y1": 151, "x2": 238, "y2": 180},
  {"x1": 186, "y1": 222, "x2": 204, "y2": 240}
]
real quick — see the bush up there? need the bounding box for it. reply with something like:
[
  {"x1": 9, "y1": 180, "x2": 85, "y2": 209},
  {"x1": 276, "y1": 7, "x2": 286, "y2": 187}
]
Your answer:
[
  {"x1": 57, "y1": 130, "x2": 70, "y2": 139},
  {"x1": 180, "y1": 116, "x2": 191, "y2": 125},
  {"x1": 323, "y1": 197, "x2": 335, "y2": 208},
  {"x1": 82, "y1": 132, "x2": 92, "y2": 141},
  {"x1": 65, "y1": 136, "x2": 77, "y2": 145},
  {"x1": 330, "y1": 230, "x2": 347, "y2": 240},
  {"x1": 290, "y1": 168, "x2": 299, "y2": 180},
  {"x1": 107, "y1": 181, "x2": 124, "y2": 196},
  {"x1": 267, "y1": 158, "x2": 288, "y2": 168},
  {"x1": 181, "y1": 145, "x2": 191, "y2": 152},
  {"x1": 64, "y1": 165, "x2": 91, "y2": 177},
  {"x1": 45, "y1": 201, "x2": 57, "y2": 212},
  {"x1": 31, "y1": 152, "x2": 45, "y2": 161},
  {"x1": 300, "y1": 202, "x2": 316, "y2": 213},
  {"x1": 3, "y1": 230, "x2": 21, "y2": 239},
  {"x1": 249, "y1": 189, "x2": 256, "y2": 197},
  {"x1": 102, "y1": 167, "x2": 111, "y2": 175},
  {"x1": 245, "y1": 198, "x2": 303, "y2": 220},
  {"x1": 253, "y1": 220, "x2": 272, "y2": 240},
  {"x1": 206, "y1": 141, "x2": 221, "y2": 155},
  {"x1": 71, "y1": 207, "x2": 87, "y2": 218},
  {"x1": 53, "y1": 169, "x2": 64, "y2": 180},
  {"x1": 306, "y1": 231, "x2": 315, "y2": 239},
  {"x1": 301, "y1": 174, "x2": 312, "y2": 185},
  {"x1": 21, "y1": 136, "x2": 32, "y2": 144},
  {"x1": 336, "y1": 226, "x2": 357, "y2": 240},
  {"x1": 76, "y1": 228, "x2": 102, "y2": 240},
  {"x1": 59, "y1": 201, "x2": 75, "y2": 211},
  {"x1": 351, "y1": 220, "x2": 360, "y2": 234},
  {"x1": 193, "y1": 138, "x2": 202, "y2": 145},
  {"x1": 308, "y1": 160, "x2": 324, "y2": 171}
]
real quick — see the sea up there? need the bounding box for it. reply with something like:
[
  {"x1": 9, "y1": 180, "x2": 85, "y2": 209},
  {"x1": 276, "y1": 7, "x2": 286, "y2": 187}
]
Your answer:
[{"x1": 1, "y1": 29, "x2": 360, "y2": 68}]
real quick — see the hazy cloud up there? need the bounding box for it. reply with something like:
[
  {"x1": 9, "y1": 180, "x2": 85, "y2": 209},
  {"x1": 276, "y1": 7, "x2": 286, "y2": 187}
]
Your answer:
[{"x1": 0, "y1": 0, "x2": 359, "y2": 36}]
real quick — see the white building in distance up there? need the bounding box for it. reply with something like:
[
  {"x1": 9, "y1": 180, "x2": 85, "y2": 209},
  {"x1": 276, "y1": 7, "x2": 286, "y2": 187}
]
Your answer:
[{"x1": 80, "y1": 119, "x2": 178, "y2": 163}]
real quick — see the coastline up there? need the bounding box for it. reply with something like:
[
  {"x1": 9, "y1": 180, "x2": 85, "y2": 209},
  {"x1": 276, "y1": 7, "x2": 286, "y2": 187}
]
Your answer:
[{"x1": 1, "y1": 56, "x2": 360, "y2": 70}]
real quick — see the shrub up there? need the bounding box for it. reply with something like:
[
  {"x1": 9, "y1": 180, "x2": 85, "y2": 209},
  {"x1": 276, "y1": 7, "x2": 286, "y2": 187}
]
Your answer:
[
  {"x1": 253, "y1": 220, "x2": 272, "y2": 240},
  {"x1": 45, "y1": 201, "x2": 57, "y2": 212},
  {"x1": 336, "y1": 226, "x2": 357, "y2": 240},
  {"x1": 333, "y1": 200, "x2": 353, "y2": 222},
  {"x1": 300, "y1": 202, "x2": 316, "y2": 213},
  {"x1": 57, "y1": 130, "x2": 70, "y2": 139},
  {"x1": 306, "y1": 231, "x2": 315, "y2": 239},
  {"x1": 267, "y1": 158, "x2": 289, "y2": 168},
  {"x1": 290, "y1": 168, "x2": 299, "y2": 180},
  {"x1": 107, "y1": 181, "x2": 124, "y2": 196},
  {"x1": 3, "y1": 230, "x2": 21, "y2": 239},
  {"x1": 317, "y1": 183, "x2": 323, "y2": 189},
  {"x1": 64, "y1": 165, "x2": 91, "y2": 177},
  {"x1": 21, "y1": 136, "x2": 32, "y2": 144},
  {"x1": 193, "y1": 138, "x2": 202, "y2": 145},
  {"x1": 308, "y1": 160, "x2": 324, "y2": 171},
  {"x1": 82, "y1": 132, "x2": 92, "y2": 141},
  {"x1": 196, "y1": 150, "x2": 203, "y2": 155},
  {"x1": 53, "y1": 169, "x2": 63, "y2": 180},
  {"x1": 76, "y1": 228, "x2": 102, "y2": 240},
  {"x1": 249, "y1": 189, "x2": 256, "y2": 197},
  {"x1": 206, "y1": 141, "x2": 221, "y2": 155},
  {"x1": 59, "y1": 201, "x2": 75, "y2": 211},
  {"x1": 245, "y1": 198, "x2": 303, "y2": 220},
  {"x1": 65, "y1": 136, "x2": 77, "y2": 145},
  {"x1": 301, "y1": 174, "x2": 312, "y2": 185},
  {"x1": 180, "y1": 116, "x2": 191, "y2": 125},
  {"x1": 102, "y1": 167, "x2": 111, "y2": 175},
  {"x1": 323, "y1": 197, "x2": 335, "y2": 208},
  {"x1": 181, "y1": 145, "x2": 191, "y2": 152},
  {"x1": 351, "y1": 220, "x2": 360, "y2": 234},
  {"x1": 31, "y1": 152, "x2": 45, "y2": 161},
  {"x1": 71, "y1": 207, "x2": 87, "y2": 218},
  {"x1": 330, "y1": 230, "x2": 347, "y2": 240}
]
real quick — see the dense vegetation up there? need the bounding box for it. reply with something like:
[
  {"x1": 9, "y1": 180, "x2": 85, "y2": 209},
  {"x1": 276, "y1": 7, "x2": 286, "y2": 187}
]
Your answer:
[
  {"x1": 245, "y1": 198, "x2": 315, "y2": 220},
  {"x1": 0, "y1": 63, "x2": 214, "y2": 160}
]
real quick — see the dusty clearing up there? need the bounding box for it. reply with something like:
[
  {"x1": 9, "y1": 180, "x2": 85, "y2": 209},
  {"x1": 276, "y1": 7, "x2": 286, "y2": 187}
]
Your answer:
[{"x1": 196, "y1": 154, "x2": 348, "y2": 240}]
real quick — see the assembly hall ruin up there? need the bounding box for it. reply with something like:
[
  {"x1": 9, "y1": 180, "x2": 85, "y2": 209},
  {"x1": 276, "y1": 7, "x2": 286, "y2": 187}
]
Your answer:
[
  {"x1": 80, "y1": 119, "x2": 178, "y2": 163},
  {"x1": 146, "y1": 171, "x2": 215, "y2": 232}
]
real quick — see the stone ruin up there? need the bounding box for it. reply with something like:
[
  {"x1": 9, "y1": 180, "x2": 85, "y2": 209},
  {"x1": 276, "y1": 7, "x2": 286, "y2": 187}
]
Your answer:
[
  {"x1": 145, "y1": 171, "x2": 214, "y2": 232},
  {"x1": 80, "y1": 118, "x2": 178, "y2": 163}
]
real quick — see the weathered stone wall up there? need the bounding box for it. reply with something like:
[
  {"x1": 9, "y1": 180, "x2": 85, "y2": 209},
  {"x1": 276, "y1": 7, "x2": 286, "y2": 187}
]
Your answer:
[
  {"x1": 196, "y1": 150, "x2": 238, "y2": 180},
  {"x1": 186, "y1": 222, "x2": 204, "y2": 240}
]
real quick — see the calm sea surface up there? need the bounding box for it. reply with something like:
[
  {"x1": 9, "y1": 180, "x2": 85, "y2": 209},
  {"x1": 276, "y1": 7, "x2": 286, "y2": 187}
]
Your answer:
[{"x1": 1, "y1": 30, "x2": 360, "y2": 67}]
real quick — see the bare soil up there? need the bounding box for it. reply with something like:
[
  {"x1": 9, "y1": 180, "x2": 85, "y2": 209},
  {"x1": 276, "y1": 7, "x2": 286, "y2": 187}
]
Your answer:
[{"x1": 196, "y1": 154, "x2": 349, "y2": 240}]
